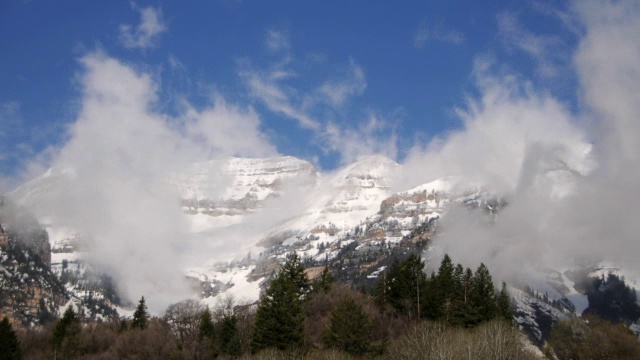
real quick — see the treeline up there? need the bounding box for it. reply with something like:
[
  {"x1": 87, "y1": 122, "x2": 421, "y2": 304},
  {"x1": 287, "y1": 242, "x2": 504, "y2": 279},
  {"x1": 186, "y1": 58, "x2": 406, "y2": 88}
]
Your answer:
[
  {"x1": 372, "y1": 254, "x2": 512, "y2": 326},
  {"x1": 584, "y1": 272, "x2": 640, "y2": 324},
  {"x1": 2, "y1": 252, "x2": 638, "y2": 359}
]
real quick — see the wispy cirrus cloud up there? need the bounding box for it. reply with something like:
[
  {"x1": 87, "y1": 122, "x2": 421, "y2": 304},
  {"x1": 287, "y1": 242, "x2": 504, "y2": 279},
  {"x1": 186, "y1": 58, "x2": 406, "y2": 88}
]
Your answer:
[
  {"x1": 316, "y1": 58, "x2": 367, "y2": 108},
  {"x1": 497, "y1": 11, "x2": 566, "y2": 77},
  {"x1": 0, "y1": 101, "x2": 21, "y2": 138},
  {"x1": 239, "y1": 61, "x2": 321, "y2": 130},
  {"x1": 265, "y1": 29, "x2": 291, "y2": 53},
  {"x1": 413, "y1": 19, "x2": 465, "y2": 48},
  {"x1": 119, "y1": 3, "x2": 167, "y2": 50},
  {"x1": 238, "y1": 28, "x2": 396, "y2": 165}
]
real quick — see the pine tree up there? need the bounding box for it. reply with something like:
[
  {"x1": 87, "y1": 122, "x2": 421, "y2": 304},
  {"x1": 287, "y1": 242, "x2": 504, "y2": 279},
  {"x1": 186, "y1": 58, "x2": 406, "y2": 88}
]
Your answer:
[
  {"x1": 198, "y1": 307, "x2": 217, "y2": 356},
  {"x1": 198, "y1": 307, "x2": 215, "y2": 340},
  {"x1": 470, "y1": 263, "x2": 497, "y2": 323},
  {"x1": 372, "y1": 267, "x2": 388, "y2": 310},
  {"x1": 401, "y1": 253, "x2": 427, "y2": 319},
  {"x1": 280, "y1": 252, "x2": 311, "y2": 298},
  {"x1": 423, "y1": 254, "x2": 455, "y2": 320},
  {"x1": 451, "y1": 267, "x2": 479, "y2": 327},
  {"x1": 377, "y1": 254, "x2": 426, "y2": 318},
  {"x1": 251, "y1": 271, "x2": 305, "y2": 352},
  {"x1": 220, "y1": 314, "x2": 242, "y2": 357},
  {"x1": 324, "y1": 297, "x2": 374, "y2": 355},
  {"x1": 315, "y1": 265, "x2": 334, "y2": 294},
  {"x1": 131, "y1": 296, "x2": 150, "y2": 330},
  {"x1": 0, "y1": 317, "x2": 20, "y2": 360},
  {"x1": 52, "y1": 306, "x2": 81, "y2": 359},
  {"x1": 497, "y1": 282, "x2": 513, "y2": 322}
]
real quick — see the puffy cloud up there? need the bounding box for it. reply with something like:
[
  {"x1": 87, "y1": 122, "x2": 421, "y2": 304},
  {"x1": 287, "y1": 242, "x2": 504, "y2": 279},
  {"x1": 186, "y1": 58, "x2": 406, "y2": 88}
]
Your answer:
[
  {"x1": 119, "y1": 4, "x2": 167, "y2": 50},
  {"x1": 23, "y1": 51, "x2": 276, "y2": 311},
  {"x1": 182, "y1": 96, "x2": 277, "y2": 158},
  {"x1": 408, "y1": 0, "x2": 640, "y2": 285},
  {"x1": 400, "y1": 60, "x2": 588, "y2": 194}
]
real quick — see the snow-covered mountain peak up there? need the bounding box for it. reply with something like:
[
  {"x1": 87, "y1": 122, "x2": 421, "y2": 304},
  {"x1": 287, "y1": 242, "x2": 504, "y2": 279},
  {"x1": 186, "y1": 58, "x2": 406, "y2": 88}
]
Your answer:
[
  {"x1": 329, "y1": 155, "x2": 399, "y2": 188},
  {"x1": 171, "y1": 156, "x2": 317, "y2": 205}
]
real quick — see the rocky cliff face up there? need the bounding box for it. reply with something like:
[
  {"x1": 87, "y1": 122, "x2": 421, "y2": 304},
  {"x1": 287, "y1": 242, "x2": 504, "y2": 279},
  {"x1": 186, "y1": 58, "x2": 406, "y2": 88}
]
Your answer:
[
  {"x1": 0, "y1": 197, "x2": 67, "y2": 326},
  {"x1": 171, "y1": 156, "x2": 318, "y2": 215}
]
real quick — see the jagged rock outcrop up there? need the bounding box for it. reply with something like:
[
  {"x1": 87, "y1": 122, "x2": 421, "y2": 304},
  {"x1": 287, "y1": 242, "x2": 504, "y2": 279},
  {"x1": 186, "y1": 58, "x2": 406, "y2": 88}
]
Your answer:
[
  {"x1": 172, "y1": 156, "x2": 318, "y2": 215},
  {"x1": 0, "y1": 197, "x2": 67, "y2": 326}
]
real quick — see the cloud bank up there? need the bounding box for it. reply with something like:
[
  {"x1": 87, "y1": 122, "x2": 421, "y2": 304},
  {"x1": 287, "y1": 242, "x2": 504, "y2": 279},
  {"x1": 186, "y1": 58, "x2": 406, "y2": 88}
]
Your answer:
[
  {"x1": 26, "y1": 51, "x2": 276, "y2": 311},
  {"x1": 408, "y1": 0, "x2": 640, "y2": 285}
]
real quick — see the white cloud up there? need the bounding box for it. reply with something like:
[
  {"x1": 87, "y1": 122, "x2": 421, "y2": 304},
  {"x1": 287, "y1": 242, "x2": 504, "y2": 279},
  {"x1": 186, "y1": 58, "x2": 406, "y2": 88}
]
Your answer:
[
  {"x1": 182, "y1": 95, "x2": 278, "y2": 158},
  {"x1": 21, "y1": 51, "x2": 276, "y2": 311},
  {"x1": 323, "y1": 113, "x2": 398, "y2": 164},
  {"x1": 240, "y1": 45, "x2": 398, "y2": 165},
  {"x1": 119, "y1": 3, "x2": 167, "y2": 50},
  {"x1": 400, "y1": 61, "x2": 588, "y2": 194},
  {"x1": 239, "y1": 61, "x2": 320, "y2": 130},
  {"x1": 413, "y1": 20, "x2": 465, "y2": 48},
  {"x1": 316, "y1": 58, "x2": 367, "y2": 108},
  {"x1": 403, "y1": 0, "x2": 640, "y2": 284}
]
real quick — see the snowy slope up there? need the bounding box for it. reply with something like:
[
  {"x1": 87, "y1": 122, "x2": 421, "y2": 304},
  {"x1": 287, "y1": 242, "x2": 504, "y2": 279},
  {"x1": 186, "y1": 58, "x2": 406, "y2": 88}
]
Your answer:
[
  {"x1": 168, "y1": 156, "x2": 317, "y2": 205},
  {"x1": 262, "y1": 155, "x2": 400, "y2": 246}
]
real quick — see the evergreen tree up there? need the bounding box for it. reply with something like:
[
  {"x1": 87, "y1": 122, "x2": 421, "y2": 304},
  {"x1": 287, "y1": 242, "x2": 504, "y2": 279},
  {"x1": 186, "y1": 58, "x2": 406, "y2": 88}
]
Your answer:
[
  {"x1": 131, "y1": 296, "x2": 150, "y2": 330},
  {"x1": 52, "y1": 306, "x2": 81, "y2": 359},
  {"x1": 251, "y1": 270, "x2": 305, "y2": 352},
  {"x1": 315, "y1": 265, "x2": 334, "y2": 294},
  {"x1": 585, "y1": 273, "x2": 640, "y2": 324},
  {"x1": 198, "y1": 307, "x2": 217, "y2": 356},
  {"x1": 422, "y1": 254, "x2": 456, "y2": 320},
  {"x1": 220, "y1": 314, "x2": 242, "y2": 357},
  {"x1": 0, "y1": 317, "x2": 21, "y2": 360},
  {"x1": 436, "y1": 254, "x2": 457, "y2": 321},
  {"x1": 372, "y1": 267, "x2": 389, "y2": 310},
  {"x1": 324, "y1": 297, "x2": 374, "y2": 355},
  {"x1": 280, "y1": 252, "x2": 311, "y2": 298},
  {"x1": 451, "y1": 268, "x2": 479, "y2": 327},
  {"x1": 198, "y1": 307, "x2": 215, "y2": 340},
  {"x1": 470, "y1": 263, "x2": 497, "y2": 323},
  {"x1": 496, "y1": 282, "x2": 513, "y2": 322},
  {"x1": 376, "y1": 254, "x2": 426, "y2": 318}
]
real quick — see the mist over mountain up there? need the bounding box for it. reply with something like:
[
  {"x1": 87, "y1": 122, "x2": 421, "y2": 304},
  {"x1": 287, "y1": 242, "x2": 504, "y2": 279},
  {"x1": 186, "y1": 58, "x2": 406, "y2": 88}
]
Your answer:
[{"x1": 1, "y1": 3, "x2": 640, "y2": 345}]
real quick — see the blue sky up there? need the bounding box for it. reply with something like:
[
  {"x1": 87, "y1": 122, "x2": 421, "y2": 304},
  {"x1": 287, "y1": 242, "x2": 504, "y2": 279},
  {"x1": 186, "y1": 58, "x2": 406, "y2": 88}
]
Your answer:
[
  {"x1": 1, "y1": 1, "x2": 579, "y2": 186},
  {"x1": 3, "y1": 0, "x2": 640, "y2": 308}
]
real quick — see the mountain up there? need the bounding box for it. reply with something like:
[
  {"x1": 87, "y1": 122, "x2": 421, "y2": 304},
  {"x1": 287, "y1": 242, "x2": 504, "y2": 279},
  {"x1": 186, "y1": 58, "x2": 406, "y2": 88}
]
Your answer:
[
  {"x1": 5, "y1": 153, "x2": 635, "y2": 345},
  {"x1": 0, "y1": 197, "x2": 66, "y2": 326},
  {"x1": 170, "y1": 156, "x2": 317, "y2": 216}
]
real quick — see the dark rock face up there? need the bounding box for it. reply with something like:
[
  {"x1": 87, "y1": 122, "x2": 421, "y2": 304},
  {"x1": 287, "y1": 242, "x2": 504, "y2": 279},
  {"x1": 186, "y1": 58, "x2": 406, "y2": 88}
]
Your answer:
[{"x1": 0, "y1": 196, "x2": 67, "y2": 326}]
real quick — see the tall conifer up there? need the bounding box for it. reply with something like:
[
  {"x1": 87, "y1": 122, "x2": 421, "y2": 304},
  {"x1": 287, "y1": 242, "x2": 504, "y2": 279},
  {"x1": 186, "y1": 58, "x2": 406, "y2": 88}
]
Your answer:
[
  {"x1": 497, "y1": 282, "x2": 513, "y2": 322},
  {"x1": 324, "y1": 297, "x2": 373, "y2": 355},
  {"x1": 251, "y1": 254, "x2": 308, "y2": 352},
  {"x1": 220, "y1": 315, "x2": 242, "y2": 357},
  {"x1": 0, "y1": 317, "x2": 20, "y2": 360},
  {"x1": 471, "y1": 263, "x2": 497, "y2": 323},
  {"x1": 131, "y1": 296, "x2": 149, "y2": 330}
]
